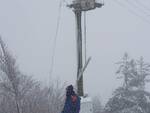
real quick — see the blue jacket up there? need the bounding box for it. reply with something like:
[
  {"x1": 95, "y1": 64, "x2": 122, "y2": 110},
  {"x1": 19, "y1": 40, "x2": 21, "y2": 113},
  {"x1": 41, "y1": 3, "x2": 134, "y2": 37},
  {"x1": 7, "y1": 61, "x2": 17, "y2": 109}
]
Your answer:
[{"x1": 62, "y1": 95, "x2": 80, "y2": 113}]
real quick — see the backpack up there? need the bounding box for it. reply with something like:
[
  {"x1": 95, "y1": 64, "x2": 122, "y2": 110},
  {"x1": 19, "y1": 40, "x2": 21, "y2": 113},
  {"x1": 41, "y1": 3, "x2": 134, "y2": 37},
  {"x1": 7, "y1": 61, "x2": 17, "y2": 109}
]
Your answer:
[
  {"x1": 71, "y1": 95, "x2": 80, "y2": 113},
  {"x1": 71, "y1": 95, "x2": 77, "y2": 103}
]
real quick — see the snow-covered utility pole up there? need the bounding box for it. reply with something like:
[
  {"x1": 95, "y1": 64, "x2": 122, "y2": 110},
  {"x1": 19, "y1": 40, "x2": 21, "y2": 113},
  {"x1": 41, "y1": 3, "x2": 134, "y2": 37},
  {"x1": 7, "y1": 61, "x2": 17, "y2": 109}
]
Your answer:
[{"x1": 68, "y1": 0, "x2": 103, "y2": 96}]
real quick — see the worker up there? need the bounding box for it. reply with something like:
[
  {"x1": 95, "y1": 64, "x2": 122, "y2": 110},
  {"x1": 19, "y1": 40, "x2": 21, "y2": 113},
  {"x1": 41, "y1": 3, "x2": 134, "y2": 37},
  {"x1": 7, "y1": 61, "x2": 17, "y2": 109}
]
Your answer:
[{"x1": 61, "y1": 85, "x2": 81, "y2": 113}]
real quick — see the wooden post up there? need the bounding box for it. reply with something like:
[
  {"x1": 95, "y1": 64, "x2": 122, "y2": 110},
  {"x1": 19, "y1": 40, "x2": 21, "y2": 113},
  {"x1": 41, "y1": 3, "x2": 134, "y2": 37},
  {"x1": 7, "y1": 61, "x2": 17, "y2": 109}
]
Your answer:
[
  {"x1": 68, "y1": 0, "x2": 104, "y2": 97},
  {"x1": 75, "y1": 10, "x2": 84, "y2": 96}
]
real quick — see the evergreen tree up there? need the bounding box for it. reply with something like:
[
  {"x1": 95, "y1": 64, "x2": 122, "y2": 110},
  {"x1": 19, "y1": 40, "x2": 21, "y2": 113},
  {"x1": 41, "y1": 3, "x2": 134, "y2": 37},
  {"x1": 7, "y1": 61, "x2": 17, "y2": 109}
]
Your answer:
[{"x1": 104, "y1": 54, "x2": 150, "y2": 113}]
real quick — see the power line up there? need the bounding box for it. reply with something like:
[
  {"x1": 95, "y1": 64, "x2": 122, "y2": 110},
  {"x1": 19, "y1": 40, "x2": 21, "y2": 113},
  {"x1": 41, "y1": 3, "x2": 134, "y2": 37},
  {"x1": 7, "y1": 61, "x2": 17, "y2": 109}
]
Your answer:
[
  {"x1": 49, "y1": 0, "x2": 63, "y2": 80},
  {"x1": 125, "y1": 0, "x2": 149, "y2": 16},
  {"x1": 112, "y1": 0, "x2": 150, "y2": 24},
  {"x1": 134, "y1": 0, "x2": 150, "y2": 13}
]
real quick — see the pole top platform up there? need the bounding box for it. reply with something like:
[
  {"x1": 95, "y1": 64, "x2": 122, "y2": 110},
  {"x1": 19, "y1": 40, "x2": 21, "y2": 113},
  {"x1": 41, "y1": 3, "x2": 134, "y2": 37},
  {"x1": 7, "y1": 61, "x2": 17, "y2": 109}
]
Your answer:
[{"x1": 68, "y1": 0, "x2": 104, "y2": 11}]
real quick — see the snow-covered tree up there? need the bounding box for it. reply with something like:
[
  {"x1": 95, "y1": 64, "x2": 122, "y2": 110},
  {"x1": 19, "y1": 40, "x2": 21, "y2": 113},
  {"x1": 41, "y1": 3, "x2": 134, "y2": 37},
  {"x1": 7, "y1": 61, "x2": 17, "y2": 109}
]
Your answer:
[
  {"x1": 136, "y1": 57, "x2": 150, "y2": 90},
  {"x1": 104, "y1": 53, "x2": 150, "y2": 113},
  {"x1": 0, "y1": 36, "x2": 22, "y2": 113},
  {"x1": 0, "y1": 37, "x2": 65, "y2": 113},
  {"x1": 116, "y1": 53, "x2": 134, "y2": 90}
]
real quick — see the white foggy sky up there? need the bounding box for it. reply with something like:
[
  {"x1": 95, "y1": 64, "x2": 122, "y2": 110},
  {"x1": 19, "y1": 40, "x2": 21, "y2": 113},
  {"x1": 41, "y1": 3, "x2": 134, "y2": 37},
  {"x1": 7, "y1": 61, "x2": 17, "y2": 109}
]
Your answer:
[{"x1": 0, "y1": 0, "x2": 150, "y2": 103}]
